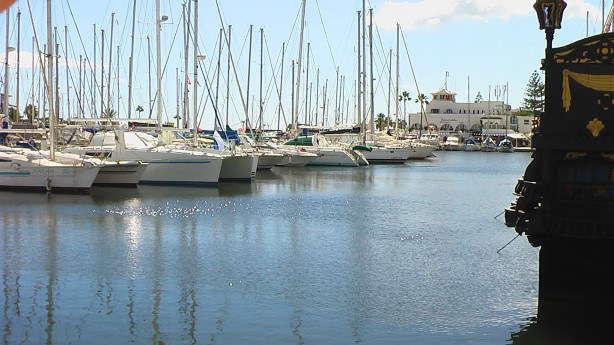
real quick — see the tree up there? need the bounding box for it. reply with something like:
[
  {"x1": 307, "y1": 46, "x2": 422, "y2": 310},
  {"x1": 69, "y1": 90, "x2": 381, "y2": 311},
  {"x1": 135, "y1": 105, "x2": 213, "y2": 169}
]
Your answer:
[
  {"x1": 398, "y1": 91, "x2": 411, "y2": 126},
  {"x1": 102, "y1": 107, "x2": 117, "y2": 119},
  {"x1": 8, "y1": 107, "x2": 19, "y2": 122},
  {"x1": 135, "y1": 105, "x2": 144, "y2": 118},
  {"x1": 23, "y1": 104, "x2": 38, "y2": 123},
  {"x1": 522, "y1": 70, "x2": 545, "y2": 117},
  {"x1": 375, "y1": 113, "x2": 387, "y2": 131},
  {"x1": 415, "y1": 94, "x2": 430, "y2": 133}
]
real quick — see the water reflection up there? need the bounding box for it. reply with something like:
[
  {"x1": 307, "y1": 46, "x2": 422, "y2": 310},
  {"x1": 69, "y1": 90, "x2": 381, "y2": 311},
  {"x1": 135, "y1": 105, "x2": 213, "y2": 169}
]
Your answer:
[
  {"x1": 1, "y1": 155, "x2": 546, "y2": 344},
  {"x1": 510, "y1": 300, "x2": 612, "y2": 344}
]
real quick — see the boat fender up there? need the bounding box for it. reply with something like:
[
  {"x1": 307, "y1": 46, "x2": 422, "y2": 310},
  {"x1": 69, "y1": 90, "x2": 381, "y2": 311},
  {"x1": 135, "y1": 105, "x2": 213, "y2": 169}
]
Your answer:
[
  {"x1": 11, "y1": 162, "x2": 20, "y2": 170},
  {"x1": 83, "y1": 162, "x2": 94, "y2": 169},
  {"x1": 46, "y1": 178, "x2": 52, "y2": 192}
]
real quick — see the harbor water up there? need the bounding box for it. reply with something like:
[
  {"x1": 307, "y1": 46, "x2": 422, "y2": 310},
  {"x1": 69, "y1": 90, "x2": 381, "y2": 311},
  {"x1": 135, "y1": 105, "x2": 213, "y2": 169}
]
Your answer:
[{"x1": 1, "y1": 151, "x2": 550, "y2": 344}]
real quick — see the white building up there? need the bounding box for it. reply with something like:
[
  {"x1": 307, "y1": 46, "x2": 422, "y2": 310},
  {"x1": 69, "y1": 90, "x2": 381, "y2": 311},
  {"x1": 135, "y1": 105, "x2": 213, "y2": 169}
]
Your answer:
[{"x1": 409, "y1": 89, "x2": 533, "y2": 138}]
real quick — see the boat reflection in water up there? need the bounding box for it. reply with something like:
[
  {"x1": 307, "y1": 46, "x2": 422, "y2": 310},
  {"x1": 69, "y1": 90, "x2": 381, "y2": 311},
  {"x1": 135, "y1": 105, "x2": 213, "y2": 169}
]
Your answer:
[{"x1": 510, "y1": 300, "x2": 612, "y2": 344}]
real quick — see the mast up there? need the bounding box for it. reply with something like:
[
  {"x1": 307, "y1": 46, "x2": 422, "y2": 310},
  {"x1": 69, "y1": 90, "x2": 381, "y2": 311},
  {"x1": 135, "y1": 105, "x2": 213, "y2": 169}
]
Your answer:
[
  {"x1": 395, "y1": 23, "x2": 400, "y2": 139},
  {"x1": 293, "y1": 0, "x2": 306, "y2": 133},
  {"x1": 93, "y1": 24, "x2": 96, "y2": 117},
  {"x1": 31, "y1": 36, "x2": 35, "y2": 122},
  {"x1": 277, "y1": 42, "x2": 284, "y2": 131},
  {"x1": 100, "y1": 28, "x2": 104, "y2": 117},
  {"x1": 128, "y1": 0, "x2": 137, "y2": 118},
  {"x1": 356, "y1": 10, "x2": 361, "y2": 127},
  {"x1": 78, "y1": 55, "x2": 82, "y2": 118},
  {"x1": 46, "y1": 0, "x2": 55, "y2": 159},
  {"x1": 215, "y1": 28, "x2": 222, "y2": 130},
  {"x1": 156, "y1": 0, "x2": 163, "y2": 129},
  {"x1": 54, "y1": 30, "x2": 59, "y2": 123},
  {"x1": 147, "y1": 35, "x2": 152, "y2": 118},
  {"x1": 362, "y1": 0, "x2": 367, "y2": 132},
  {"x1": 225, "y1": 25, "x2": 231, "y2": 129},
  {"x1": 369, "y1": 8, "x2": 375, "y2": 135},
  {"x1": 387, "y1": 49, "x2": 392, "y2": 131},
  {"x1": 304, "y1": 42, "x2": 310, "y2": 126},
  {"x1": 193, "y1": 0, "x2": 198, "y2": 145},
  {"x1": 16, "y1": 10, "x2": 21, "y2": 120},
  {"x1": 64, "y1": 26, "x2": 70, "y2": 119},
  {"x1": 259, "y1": 28, "x2": 264, "y2": 132},
  {"x1": 246, "y1": 25, "x2": 253, "y2": 131},
  {"x1": 3, "y1": 7, "x2": 9, "y2": 117},
  {"x1": 182, "y1": 2, "x2": 191, "y2": 128}
]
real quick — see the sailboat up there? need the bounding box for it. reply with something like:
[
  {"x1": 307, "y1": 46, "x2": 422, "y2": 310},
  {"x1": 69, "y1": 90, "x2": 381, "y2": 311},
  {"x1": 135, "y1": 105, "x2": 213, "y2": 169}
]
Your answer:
[{"x1": 0, "y1": 0, "x2": 101, "y2": 192}]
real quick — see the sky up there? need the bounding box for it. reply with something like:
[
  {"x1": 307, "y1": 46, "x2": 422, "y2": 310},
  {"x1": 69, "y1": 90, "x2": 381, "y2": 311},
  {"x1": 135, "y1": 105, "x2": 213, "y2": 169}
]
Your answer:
[{"x1": 0, "y1": 0, "x2": 607, "y2": 130}]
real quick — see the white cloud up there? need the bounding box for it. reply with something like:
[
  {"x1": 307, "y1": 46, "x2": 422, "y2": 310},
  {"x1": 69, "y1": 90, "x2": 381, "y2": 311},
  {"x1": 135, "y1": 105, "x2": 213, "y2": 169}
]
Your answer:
[
  {"x1": 1, "y1": 50, "x2": 92, "y2": 69},
  {"x1": 373, "y1": 0, "x2": 600, "y2": 31}
]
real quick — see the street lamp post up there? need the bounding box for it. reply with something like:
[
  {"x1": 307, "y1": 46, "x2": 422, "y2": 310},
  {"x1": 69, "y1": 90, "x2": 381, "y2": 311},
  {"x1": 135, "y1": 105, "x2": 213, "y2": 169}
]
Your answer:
[{"x1": 533, "y1": 0, "x2": 567, "y2": 52}]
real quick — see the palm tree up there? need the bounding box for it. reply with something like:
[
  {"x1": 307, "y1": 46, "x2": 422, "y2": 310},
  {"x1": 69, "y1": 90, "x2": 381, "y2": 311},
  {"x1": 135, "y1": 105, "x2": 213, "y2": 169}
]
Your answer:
[
  {"x1": 23, "y1": 104, "x2": 38, "y2": 124},
  {"x1": 415, "y1": 93, "x2": 430, "y2": 135},
  {"x1": 135, "y1": 105, "x2": 144, "y2": 118},
  {"x1": 102, "y1": 107, "x2": 117, "y2": 119},
  {"x1": 375, "y1": 113, "x2": 387, "y2": 131},
  {"x1": 398, "y1": 91, "x2": 411, "y2": 126}
]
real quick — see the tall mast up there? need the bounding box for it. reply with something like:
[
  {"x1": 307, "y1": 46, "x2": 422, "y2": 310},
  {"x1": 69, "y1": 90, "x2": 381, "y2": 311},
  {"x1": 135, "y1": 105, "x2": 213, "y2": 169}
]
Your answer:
[
  {"x1": 387, "y1": 49, "x2": 392, "y2": 131},
  {"x1": 3, "y1": 7, "x2": 9, "y2": 117},
  {"x1": 362, "y1": 0, "x2": 367, "y2": 132},
  {"x1": 304, "y1": 42, "x2": 310, "y2": 126},
  {"x1": 293, "y1": 0, "x2": 306, "y2": 133},
  {"x1": 64, "y1": 26, "x2": 70, "y2": 119},
  {"x1": 277, "y1": 42, "x2": 285, "y2": 131},
  {"x1": 93, "y1": 24, "x2": 96, "y2": 117},
  {"x1": 193, "y1": 0, "x2": 199, "y2": 145},
  {"x1": 16, "y1": 10, "x2": 21, "y2": 120},
  {"x1": 259, "y1": 28, "x2": 264, "y2": 132},
  {"x1": 147, "y1": 35, "x2": 152, "y2": 118},
  {"x1": 369, "y1": 8, "x2": 375, "y2": 135},
  {"x1": 246, "y1": 25, "x2": 253, "y2": 131},
  {"x1": 225, "y1": 25, "x2": 231, "y2": 129},
  {"x1": 395, "y1": 23, "x2": 400, "y2": 138},
  {"x1": 215, "y1": 28, "x2": 222, "y2": 130},
  {"x1": 182, "y1": 2, "x2": 191, "y2": 128},
  {"x1": 356, "y1": 11, "x2": 361, "y2": 126},
  {"x1": 100, "y1": 28, "x2": 104, "y2": 117},
  {"x1": 156, "y1": 0, "x2": 163, "y2": 128},
  {"x1": 46, "y1": 0, "x2": 56, "y2": 159},
  {"x1": 128, "y1": 0, "x2": 137, "y2": 118}
]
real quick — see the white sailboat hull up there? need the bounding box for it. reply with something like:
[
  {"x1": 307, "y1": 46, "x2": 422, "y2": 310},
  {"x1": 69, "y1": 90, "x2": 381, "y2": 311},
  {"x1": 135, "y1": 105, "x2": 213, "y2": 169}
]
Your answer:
[
  {"x1": 111, "y1": 149, "x2": 222, "y2": 185},
  {"x1": 219, "y1": 154, "x2": 258, "y2": 180},
  {"x1": 276, "y1": 150, "x2": 318, "y2": 167},
  {"x1": 362, "y1": 147, "x2": 411, "y2": 163},
  {"x1": 94, "y1": 161, "x2": 148, "y2": 186},
  {"x1": 304, "y1": 147, "x2": 359, "y2": 167},
  {"x1": 0, "y1": 158, "x2": 100, "y2": 191}
]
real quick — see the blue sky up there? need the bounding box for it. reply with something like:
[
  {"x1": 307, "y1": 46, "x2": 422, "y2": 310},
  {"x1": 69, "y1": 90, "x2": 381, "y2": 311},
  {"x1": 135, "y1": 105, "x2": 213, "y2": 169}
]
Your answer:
[{"x1": 0, "y1": 0, "x2": 606, "y2": 130}]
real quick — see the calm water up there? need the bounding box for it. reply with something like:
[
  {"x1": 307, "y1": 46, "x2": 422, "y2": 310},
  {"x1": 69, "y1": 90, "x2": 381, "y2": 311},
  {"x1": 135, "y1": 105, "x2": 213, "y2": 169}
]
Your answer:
[{"x1": 1, "y1": 151, "x2": 544, "y2": 344}]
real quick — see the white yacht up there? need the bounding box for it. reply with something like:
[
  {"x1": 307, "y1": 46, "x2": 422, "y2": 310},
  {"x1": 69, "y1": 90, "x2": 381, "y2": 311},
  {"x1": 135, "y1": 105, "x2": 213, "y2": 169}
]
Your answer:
[
  {"x1": 0, "y1": 146, "x2": 101, "y2": 192},
  {"x1": 442, "y1": 136, "x2": 463, "y2": 151},
  {"x1": 283, "y1": 134, "x2": 360, "y2": 167},
  {"x1": 64, "y1": 130, "x2": 223, "y2": 186}
]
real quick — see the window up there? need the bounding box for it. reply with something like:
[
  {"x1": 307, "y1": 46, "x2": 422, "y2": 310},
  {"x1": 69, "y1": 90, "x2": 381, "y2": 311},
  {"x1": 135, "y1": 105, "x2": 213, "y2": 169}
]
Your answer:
[{"x1": 431, "y1": 109, "x2": 440, "y2": 114}]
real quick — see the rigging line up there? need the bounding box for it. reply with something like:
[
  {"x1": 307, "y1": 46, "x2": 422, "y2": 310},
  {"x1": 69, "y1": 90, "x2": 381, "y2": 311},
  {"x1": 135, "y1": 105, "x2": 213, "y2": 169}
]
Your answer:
[
  {"x1": 64, "y1": 0, "x2": 95, "y2": 93},
  {"x1": 214, "y1": 0, "x2": 250, "y2": 127},
  {"x1": 263, "y1": 33, "x2": 287, "y2": 125},
  {"x1": 314, "y1": 0, "x2": 336, "y2": 68},
  {"x1": 157, "y1": 8, "x2": 183, "y2": 125},
  {"x1": 400, "y1": 28, "x2": 429, "y2": 125},
  {"x1": 496, "y1": 234, "x2": 520, "y2": 254}
]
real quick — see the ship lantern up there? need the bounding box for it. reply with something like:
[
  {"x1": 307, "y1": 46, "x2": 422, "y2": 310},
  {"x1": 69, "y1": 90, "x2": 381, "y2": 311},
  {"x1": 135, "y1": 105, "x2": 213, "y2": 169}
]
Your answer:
[{"x1": 533, "y1": 0, "x2": 567, "y2": 50}]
